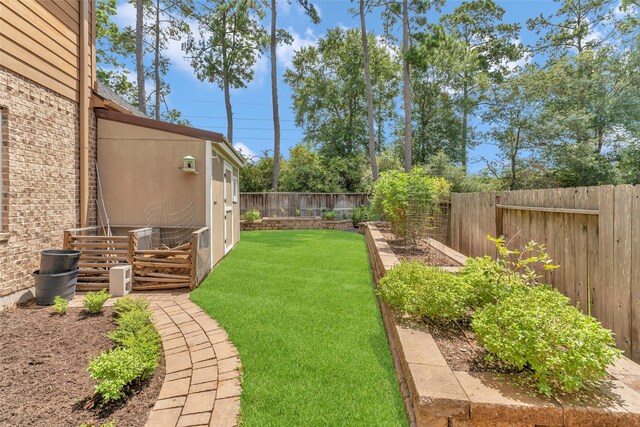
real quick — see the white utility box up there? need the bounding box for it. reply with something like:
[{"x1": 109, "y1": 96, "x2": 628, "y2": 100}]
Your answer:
[{"x1": 109, "y1": 265, "x2": 132, "y2": 297}]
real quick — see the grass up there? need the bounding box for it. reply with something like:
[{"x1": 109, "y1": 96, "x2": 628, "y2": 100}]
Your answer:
[{"x1": 191, "y1": 230, "x2": 407, "y2": 427}]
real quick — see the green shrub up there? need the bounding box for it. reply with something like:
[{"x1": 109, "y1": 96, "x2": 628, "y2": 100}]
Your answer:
[
  {"x1": 89, "y1": 300, "x2": 160, "y2": 403},
  {"x1": 459, "y1": 236, "x2": 560, "y2": 308},
  {"x1": 83, "y1": 289, "x2": 112, "y2": 314},
  {"x1": 371, "y1": 168, "x2": 449, "y2": 238},
  {"x1": 351, "y1": 205, "x2": 377, "y2": 227},
  {"x1": 80, "y1": 421, "x2": 115, "y2": 427},
  {"x1": 243, "y1": 208, "x2": 261, "y2": 222},
  {"x1": 89, "y1": 347, "x2": 154, "y2": 402},
  {"x1": 52, "y1": 296, "x2": 69, "y2": 315},
  {"x1": 459, "y1": 256, "x2": 524, "y2": 308},
  {"x1": 378, "y1": 262, "x2": 472, "y2": 321},
  {"x1": 113, "y1": 296, "x2": 149, "y2": 316},
  {"x1": 108, "y1": 309, "x2": 158, "y2": 350},
  {"x1": 472, "y1": 285, "x2": 621, "y2": 395},
  {"x1": 322, "y1": 210, "x2": 338, "y2": 221}
]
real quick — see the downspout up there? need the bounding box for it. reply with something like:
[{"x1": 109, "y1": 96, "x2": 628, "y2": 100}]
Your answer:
[{"x1": 79, "y1": 0, "x2": 89, "y2": 226}]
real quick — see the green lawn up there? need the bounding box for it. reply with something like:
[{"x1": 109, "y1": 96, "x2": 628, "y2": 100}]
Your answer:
[{"x1": 191, "y1": 230, "x2": 406, "y2": 427}]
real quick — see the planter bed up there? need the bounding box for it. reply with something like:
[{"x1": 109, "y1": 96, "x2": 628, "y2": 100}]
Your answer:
[
  {"x1": 363, "y1": 222, "x2": 640, "y2": 427},
  {"x1": 0, "y1": 304, "x2": 164, "y2": 426},
  {"x1": 241, "y1": 217, "x2": 355, "y2": 231}
]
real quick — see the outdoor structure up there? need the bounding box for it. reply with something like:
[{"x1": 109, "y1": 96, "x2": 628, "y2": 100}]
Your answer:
[
  {"x1": 96, "y1": 110, "x2": 243, "y2": 267},
  {"x1": 0, "y1": 1, "x2": 239, "y2": 306}
]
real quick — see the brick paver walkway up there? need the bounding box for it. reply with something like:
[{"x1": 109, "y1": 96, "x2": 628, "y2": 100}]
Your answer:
[{"x1": 70, "y1": 291, "x2": 242, "y2": 427}]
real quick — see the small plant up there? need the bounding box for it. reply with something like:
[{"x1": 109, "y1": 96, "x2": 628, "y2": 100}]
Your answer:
[
  {"x1": 472, "y1": 285, "x2": 621, "y2": 396},
  {"x1": 113, "y1": 296, "x2": 149, "y2": 316},
  {"x1": 243, "y1": 208, "x2": 261, "y2": 222},
  {"x1": 322, "y1": 210, "x2": 338, "y2": 221},
  {"x1": 351, "y1": 205, "x2": 377, "y2": 227},
  {"x1": 459, "y1": 236, "x2": 559, "y2": 308},
  {"x1": 83, "y1": 289, "x2": 111, "y2": 314},
  {"x1": 89, "y1": 347, "x2": 151, "y2": 402},
  {"x1": 378, "y1": 261, "x2": 472, "y2": 321},
  {"x1": 52, "y1": 295, "x2": 69, "y2": 315},
  {"x1": 89, "y1": 301, "x2": 160, "y2": 403},
  {"x1": 80, "y1": 420, "x2": 116, "y2": 427}
]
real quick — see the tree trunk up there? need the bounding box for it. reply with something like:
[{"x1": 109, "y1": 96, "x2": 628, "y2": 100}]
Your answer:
[
  {"x1": 360, "y1": 0, "x2": 378, "y2": 181},
  {"x1": 402, "y1": 0, "x2": 412, "y2": 172},
  {"x1": 154, "y1": 0, "x2": 161, "y2": 120},
  {"x1": 461, "y1": 79, "x2": 468, "y2": 173},
  {"x1": 135, "y1": 0, "x2": 146, "y2": 114},
  {"x1": 270, "y1": 0, "x2": 280, "y2": 191},
  {"x1": 223, "y1": 77, "x2": 233, "y2": 144},
  {"x1": 510, "y1": 128, "x2": 520, "y2": 190}
]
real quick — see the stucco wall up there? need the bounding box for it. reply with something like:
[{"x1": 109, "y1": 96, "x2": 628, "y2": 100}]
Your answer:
[{"x1": 97, "y1": 118, "x2": 207, "y2": 228}]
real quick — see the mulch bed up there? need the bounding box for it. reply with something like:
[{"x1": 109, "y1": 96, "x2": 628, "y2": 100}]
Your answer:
[
  {"x1": 0, "y1": 304, "x2": 164, "y2": 427},
  {"x1": 395, "y1": 313, "x2": 521, "y2": 375},
  {"x1": 377, "y1": 223, "x2": 459, "y2": 267}
]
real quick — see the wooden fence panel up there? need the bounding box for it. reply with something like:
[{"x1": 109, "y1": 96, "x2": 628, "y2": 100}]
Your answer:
[
  {"x1": 632, "y1": 185, "x2": 640, "y2": 362},
  {"x1": 613, "y1": 185, "x2": 633, "y2": 354},
  {"x1": 449, "y1": 184, "x2": 640, "y2": 362}
]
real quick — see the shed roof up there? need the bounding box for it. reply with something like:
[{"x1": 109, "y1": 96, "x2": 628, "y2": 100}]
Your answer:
[
  {"x1": 94, "y1": 80, "x2": 149, "y2": 118},
  {"x1": 95, "y1": 109, "x2": 244, "y2": 167}
]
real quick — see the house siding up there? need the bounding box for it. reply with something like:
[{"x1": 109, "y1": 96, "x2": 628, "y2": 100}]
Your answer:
[
  {"x1": 0, "y1": 67, "x2": 97, "y2": 301},
  {"x1": 0, "y1": 0, "x2": 95, "y2": 102}
]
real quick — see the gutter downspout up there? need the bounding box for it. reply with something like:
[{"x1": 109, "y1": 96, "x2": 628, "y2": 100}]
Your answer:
[{"x1": 79, "y1": 0, "x2": 89, "y2": 227}]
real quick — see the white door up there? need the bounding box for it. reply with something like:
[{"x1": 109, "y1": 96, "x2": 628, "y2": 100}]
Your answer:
[{"x1": 223, "y1": 162, "x2": 234, "y2": 253}]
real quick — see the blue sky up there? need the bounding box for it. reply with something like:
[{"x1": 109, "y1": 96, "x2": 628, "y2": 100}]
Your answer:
[{"x1": 113, "y1": 0, "x2": 564, "y2": 172}]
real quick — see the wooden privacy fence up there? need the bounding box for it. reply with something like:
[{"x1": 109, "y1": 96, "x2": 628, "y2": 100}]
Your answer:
[
  {"x1": 448, "y1": 185, "x2": 640, "y2": 362},
  {"x1": 240, "y1": 192, "x2": 370, "y2": 218}
]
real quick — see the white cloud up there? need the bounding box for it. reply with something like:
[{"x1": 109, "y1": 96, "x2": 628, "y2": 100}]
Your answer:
[
  {"x1": 114, "y1": 1, "x2": 135, "y2": 27},
  {"x1": 277, "y1": 26, "x2": 318, "y2": 68},
  {"x1": 614, "y1": 0, "x2": 639, "y2": 18},
  {"x1": 233, "y1": 142, "x2": 257, "y2": 161}
]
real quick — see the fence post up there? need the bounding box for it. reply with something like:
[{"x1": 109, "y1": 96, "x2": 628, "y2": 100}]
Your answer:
[
  {"x1": 495, "y1": 195, "x2": 504, "y2": 238},
  {"x1": 127, "y1": 230, "x2": 137, "y2": 265},
  {"x1": 190, "y1": 231, "x2": 198, "y2": 289},
  {"x1": 63, "y1": 230, "x2": 71, "y2": 250}
]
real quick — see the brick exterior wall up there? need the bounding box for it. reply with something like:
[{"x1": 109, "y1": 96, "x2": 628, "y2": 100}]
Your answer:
[
  {"x1": 240, "y1": 217, "x2": 354, "y2": 231},
  {"x1": 0, "y1": 67, "x2": 97, "y2": 301}
]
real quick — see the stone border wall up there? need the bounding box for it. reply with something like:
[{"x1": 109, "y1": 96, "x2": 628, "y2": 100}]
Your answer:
[
  {"x1": 362, "y1": 222, "x2": 640, "y2": 427},
  {"x1": 241, "y1": 217, "x2": 353, "y2": 231}
]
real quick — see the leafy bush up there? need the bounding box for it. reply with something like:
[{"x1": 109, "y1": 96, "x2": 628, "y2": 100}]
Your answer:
[
  {"x1": 89, "y1": 300, "x2": 160, "y2": 403},
  {"x1": 378, "y1": 262, "x2": 472, "y2": 321},
  {"x1": 52, "y1": 296, "x2": 69, "y2": 315},
  {"x1": 113, "y1": 296, "x2": 149, "y2": 316},
  {"x1": 351, "y1": 205, "x2": 377, "y2": 227},
  {"x1": 80, "y1": 421, "x2": 115, "y2": 427},
  {"x1": 83, "y1": 289, "x2": 112, "y2": 314},
  {"x1": 371, "y1": 168, "x2": 449, "y2": 238},
  {"x1": 459, "y1": 236, "x2": 559, "y2": 308},
  {"x1": 89, "y1": 347, "x2": 153, "y2": 402},
  {"x1": 322, "y1": 210, "x2": 338, "y2": 221},
  {"x1": 243, "y1": 208, "x2": 261, "y2": 222},
  {"x1": 472, "y1": 285, "x2": 621, "y2": 395},
  {"x1": 459, "y1": 256, "x2": 524, "y2": 308}
]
